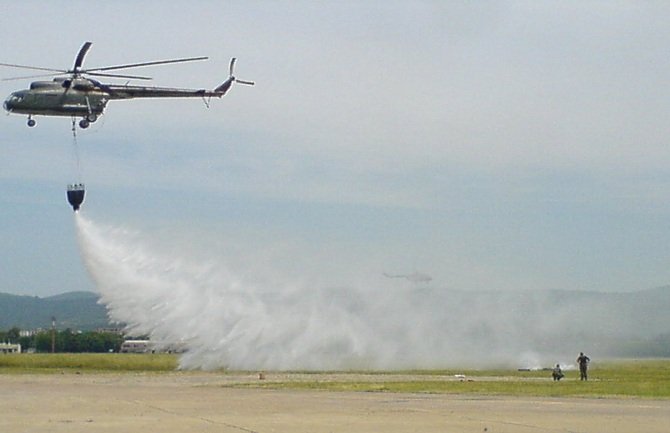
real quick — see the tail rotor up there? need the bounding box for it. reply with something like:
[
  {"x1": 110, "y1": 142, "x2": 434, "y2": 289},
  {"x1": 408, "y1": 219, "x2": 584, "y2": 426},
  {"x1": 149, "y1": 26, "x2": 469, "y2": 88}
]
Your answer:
[
  {"x1": 214, "y1": 58, "x2": 254, "y2": 95},
  {"x1": 229, "y1": 58, "x2": 255, "y2": 86}
]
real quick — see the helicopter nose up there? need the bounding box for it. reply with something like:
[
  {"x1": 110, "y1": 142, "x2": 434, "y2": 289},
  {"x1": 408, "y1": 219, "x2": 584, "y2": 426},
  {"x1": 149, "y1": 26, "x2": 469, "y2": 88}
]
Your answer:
[{"x1": 3, "y1": 96, "x2": 13, "y2": 112}]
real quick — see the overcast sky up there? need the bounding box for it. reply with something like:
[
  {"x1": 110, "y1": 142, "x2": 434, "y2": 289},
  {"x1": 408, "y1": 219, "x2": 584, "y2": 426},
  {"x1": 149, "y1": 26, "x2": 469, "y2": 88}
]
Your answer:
[{"x1": 2, "y1": 1, "x2": 670, "y2": 297}]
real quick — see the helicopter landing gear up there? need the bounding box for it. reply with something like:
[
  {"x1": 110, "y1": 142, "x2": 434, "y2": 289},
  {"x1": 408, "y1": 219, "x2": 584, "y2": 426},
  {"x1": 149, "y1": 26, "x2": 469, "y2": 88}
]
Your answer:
[
  {"x1": 79, "y1": 112, "x2": 98, "y2": 129},
  {"x1": 82, "y1": 95, "x2": 98, "y2": 127},
  {"x1": 27, "y1": 116, "x2": 36, "y2": 127}
]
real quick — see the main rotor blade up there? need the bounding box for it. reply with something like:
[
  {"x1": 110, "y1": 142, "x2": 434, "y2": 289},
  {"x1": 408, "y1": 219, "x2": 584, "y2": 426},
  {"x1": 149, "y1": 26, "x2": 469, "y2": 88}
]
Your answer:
[
  {"x1": 84, "y1": 56, "x2": 208, "y2": 73},
  {"x1": 73, "y1": 42, "x2": 93, "y2": 71},
  {"x1": 1, "y1": 73, "x2": 66, "y2": 81},
  {"x1": 86, "y1": 71, "x2": 152, "y2": 80},
  {"x1": 0, "y1": 62, "x2": 66, "y2": 73}
]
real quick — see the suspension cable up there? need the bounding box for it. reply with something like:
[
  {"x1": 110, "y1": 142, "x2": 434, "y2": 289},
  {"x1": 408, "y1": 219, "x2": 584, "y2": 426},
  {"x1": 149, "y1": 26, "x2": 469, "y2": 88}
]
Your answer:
[{"x1": 71, "y1": 117, "x2": 82, "y2": 183}]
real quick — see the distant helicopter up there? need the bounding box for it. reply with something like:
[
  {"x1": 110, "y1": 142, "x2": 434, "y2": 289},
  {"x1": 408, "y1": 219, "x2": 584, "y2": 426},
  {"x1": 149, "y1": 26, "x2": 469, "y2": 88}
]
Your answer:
[
  {"x1": 1, "y1": 42, "x2": 254, "y2": 129},
  {"x1": 383, "y1": 272, "x2": 433, "y2": 284}
]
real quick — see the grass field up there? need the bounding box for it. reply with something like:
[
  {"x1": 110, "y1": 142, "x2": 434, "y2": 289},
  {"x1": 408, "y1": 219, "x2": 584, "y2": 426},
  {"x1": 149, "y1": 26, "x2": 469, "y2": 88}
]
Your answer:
[
  {"x1": 0, "y1": 353, "x2": 177, "y2": 372},
  {"x1": 243, "y1": 360, "x2": 670, "y2": 399},
  {"x1": 1, "y1": 354, "x2": 668, "y2": 398}
]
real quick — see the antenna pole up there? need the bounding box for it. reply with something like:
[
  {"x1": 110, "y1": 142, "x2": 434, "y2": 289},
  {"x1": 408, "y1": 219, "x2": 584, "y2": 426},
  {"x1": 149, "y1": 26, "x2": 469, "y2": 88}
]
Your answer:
[{"x1": 51, "y1": 316, "x2": 56, "y2": 353}]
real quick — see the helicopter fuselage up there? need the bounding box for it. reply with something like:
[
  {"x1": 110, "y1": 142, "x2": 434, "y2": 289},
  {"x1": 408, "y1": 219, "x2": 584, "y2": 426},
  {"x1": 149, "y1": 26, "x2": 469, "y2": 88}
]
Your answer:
[{"x1": 4, "y1": 78, "x2": 108, "y2": 118}]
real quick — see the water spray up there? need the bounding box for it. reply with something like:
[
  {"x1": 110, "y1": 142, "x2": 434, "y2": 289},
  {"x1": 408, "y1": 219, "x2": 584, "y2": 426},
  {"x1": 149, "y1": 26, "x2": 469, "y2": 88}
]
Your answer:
[{"x1": 75, "y1": 214, "x2": 611, "y2": 371}]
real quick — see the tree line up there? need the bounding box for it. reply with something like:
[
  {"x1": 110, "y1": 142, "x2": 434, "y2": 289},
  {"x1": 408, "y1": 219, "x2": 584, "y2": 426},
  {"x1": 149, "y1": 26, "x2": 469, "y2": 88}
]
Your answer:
[{"x1": 1, "y1": 327, "x2": 124, "y2": 353}]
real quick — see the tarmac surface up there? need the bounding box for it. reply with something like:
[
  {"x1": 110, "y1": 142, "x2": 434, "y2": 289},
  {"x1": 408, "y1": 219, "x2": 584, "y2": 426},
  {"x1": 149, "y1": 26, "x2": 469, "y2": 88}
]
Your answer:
[{"x1": 1, "y1": 372, "x2": 669, "y2": 433}]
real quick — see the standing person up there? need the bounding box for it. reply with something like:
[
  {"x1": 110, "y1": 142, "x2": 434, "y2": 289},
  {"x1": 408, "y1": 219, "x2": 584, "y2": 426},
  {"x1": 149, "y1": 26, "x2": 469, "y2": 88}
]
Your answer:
[{"x1": 576, "y1": 352, "x2": 590, "y2": 381}]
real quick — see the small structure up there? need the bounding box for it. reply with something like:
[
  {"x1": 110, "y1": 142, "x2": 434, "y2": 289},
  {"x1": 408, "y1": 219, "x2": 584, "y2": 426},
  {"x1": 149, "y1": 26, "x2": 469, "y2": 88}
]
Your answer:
[
  {"x1": 0, "y1": 343, "x2": 21, "y2": 354},
  {"x1": 120, "y1": 340, "x2": 154, "y2": 353}
]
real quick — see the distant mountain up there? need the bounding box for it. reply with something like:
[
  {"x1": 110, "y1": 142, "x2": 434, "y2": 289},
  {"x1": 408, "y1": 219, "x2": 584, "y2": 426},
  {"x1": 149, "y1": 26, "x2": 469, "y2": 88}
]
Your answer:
[
  {"x1": 1, "y1": 287, "x2": 669, "y2": 359},
  {"x1": 0, "y1": 291, "x2": 111, "y2": 330}
]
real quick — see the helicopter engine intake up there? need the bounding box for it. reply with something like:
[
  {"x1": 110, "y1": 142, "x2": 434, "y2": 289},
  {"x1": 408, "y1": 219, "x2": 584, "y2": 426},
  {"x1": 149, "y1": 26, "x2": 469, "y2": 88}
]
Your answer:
[{"x1": 30, "y1": 81, "x2": 62, "y2": 90}]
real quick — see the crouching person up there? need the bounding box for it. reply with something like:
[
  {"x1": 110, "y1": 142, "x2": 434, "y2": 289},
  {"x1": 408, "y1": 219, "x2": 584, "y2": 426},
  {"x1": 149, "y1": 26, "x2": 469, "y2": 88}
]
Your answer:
[{"x1": 552, "y1": 364, "x2": 564, "y2": 381}]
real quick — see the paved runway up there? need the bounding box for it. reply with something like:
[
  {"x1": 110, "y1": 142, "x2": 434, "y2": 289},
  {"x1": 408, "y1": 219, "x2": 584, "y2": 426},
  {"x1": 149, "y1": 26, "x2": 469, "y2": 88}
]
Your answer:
[{"x1": 1, "y1": 373, "x2": 668, "y2": 432}]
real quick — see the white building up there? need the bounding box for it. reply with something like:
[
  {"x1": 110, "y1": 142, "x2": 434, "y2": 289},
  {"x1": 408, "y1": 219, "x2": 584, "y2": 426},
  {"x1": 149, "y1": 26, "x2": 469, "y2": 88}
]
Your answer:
[
  {"x1": 119, "y1": 340, "x2": 154, "y2": 353},
  {"x1": 0, "y1": 343, "x2": 21, "y2": 354}
]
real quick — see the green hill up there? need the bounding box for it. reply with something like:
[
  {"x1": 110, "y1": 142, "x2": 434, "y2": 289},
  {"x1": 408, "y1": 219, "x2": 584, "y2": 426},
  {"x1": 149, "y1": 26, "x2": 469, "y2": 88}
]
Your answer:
[{"x1": 0, "y1": 291, "x2": 111, "y2": 330}]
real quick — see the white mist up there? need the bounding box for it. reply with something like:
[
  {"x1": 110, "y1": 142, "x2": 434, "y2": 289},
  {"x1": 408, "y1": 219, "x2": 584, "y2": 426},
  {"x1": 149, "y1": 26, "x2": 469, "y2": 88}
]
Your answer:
[{"x1": 76, "y1": 214, "x2": 581, "y2": 370}]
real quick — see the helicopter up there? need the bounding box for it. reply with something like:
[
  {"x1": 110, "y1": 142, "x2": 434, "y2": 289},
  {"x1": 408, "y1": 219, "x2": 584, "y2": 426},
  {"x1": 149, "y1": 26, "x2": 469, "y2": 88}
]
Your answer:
[
  {"x1": 383, "y1": 272, "x2": 433, "y2": 284},
  {"x1": 1, "y1": 42, "x2": 254, "y2": 129}
]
